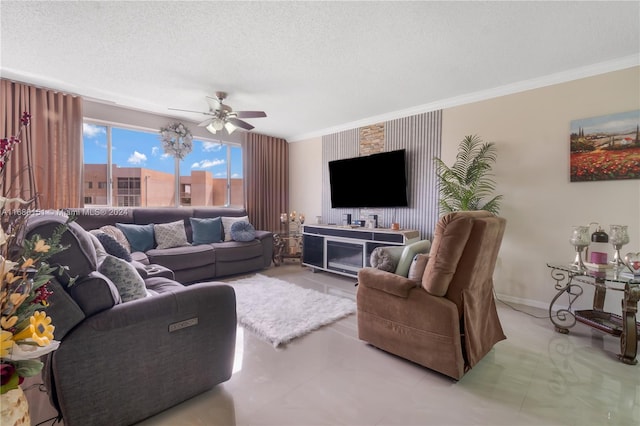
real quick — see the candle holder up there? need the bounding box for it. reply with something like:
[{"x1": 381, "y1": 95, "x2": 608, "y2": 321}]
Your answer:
[
  {"x1": 569, "y1": 225, "x2": 590, "y2": 270},
  {"x1": 609, "y1": 225, "x2": 630, "y2": 267}
]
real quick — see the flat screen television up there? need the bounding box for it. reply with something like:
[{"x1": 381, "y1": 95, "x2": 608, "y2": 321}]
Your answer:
[{"x1": 328, "y1": 149, "x2": 408, "y2": 208}]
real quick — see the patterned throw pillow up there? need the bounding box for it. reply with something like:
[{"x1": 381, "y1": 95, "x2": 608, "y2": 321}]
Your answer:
[
  {"x1": 230, "y1": 220, "x2": 256, "y2": 242},
  {"x1": 98, "y1": 255, "x2": 147, "y2": 302},
  {"x1": 153, "y1": 220, "x2": 190, "y2": 249},
  {"x1": 99, "y1": 225, "x2": 132, "y2": 253},
  {"x1": 95, "y1": 232, "x2": 132, "y2": 262},
  {"x1": 190, "y1": 217, "x2": 222, "y2": 245},
  {"x1": 221, "y1": 216, "x2": 249, "y2": 242}
]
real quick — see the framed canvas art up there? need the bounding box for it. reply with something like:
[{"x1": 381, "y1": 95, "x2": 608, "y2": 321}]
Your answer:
[{"x1": 570, "y1": 109, "x2": 640, "y2": 182}]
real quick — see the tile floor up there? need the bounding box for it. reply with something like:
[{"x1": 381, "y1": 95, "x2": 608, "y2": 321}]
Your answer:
[{"x1": 27, "y1": 262, "x2": 639, "y2": 426}]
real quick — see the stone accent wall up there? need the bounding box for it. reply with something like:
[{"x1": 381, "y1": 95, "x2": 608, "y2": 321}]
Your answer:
[{"x1": 359, "y1": 123, "x2": 384, "y2": 155}]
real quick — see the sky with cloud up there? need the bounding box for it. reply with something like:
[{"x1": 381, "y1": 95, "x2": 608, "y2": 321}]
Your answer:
[{"x1": 83, "y1": 123, "x2": 242, "y2": 177}]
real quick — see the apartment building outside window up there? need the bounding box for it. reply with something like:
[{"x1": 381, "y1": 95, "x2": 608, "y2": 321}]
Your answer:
[{"x1": 82, "y1": 122, "x2": 244, "y2": 207}]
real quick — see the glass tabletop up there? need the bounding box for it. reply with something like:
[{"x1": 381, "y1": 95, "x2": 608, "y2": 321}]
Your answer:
[{"x1": 547, "y1": 262, "x2": 640, "y2": 284}]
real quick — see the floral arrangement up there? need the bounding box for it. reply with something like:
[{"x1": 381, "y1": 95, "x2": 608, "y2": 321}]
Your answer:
[
  {"x1": 0, "y1": 220, "x2": 71, "y2": 394},
  {"x1": 0, "y1": 111, "x2": 72, "y2": 395},
  {"x1": 159, "y1": 122, "x2": 193, "y2": 159},
  {"x1": 1, "y1": 112, "x2": 31, "y2": 175}
]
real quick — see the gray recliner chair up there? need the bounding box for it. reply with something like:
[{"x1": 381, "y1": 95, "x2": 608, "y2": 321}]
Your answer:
[{"x1": 25, "y1": 213, "x2": 237, "y2": 426}]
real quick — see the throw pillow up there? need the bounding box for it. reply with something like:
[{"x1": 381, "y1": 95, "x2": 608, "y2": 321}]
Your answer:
[
  {"x1": 95, "y1": 232, "x2": 132, "y2": 262},
  {"x1": 369, "y1": 246, "x2": 403, "y2": 272},
  {"x1": 99, "y1": 225, "x2": 132, "y2": 253},
  {"x1": 87, "y1": 230, "x2": 109, "y2": 265},
  {"x1": 98, "y1": 255, "x2": 147, "y2": 302},
  {"x1": 116, "y1": 223, "x2": 155, "y2": 252},
  {"x1": 221, "y1": 216, "x2": 249, "y2": 242},
  {"x1": 230, "y1": 220, "x2": 256, "y2": 242},
  {"x1": 153, "y1": 220, "x2": 190, "y2": 249},
  {"x1": 407, "y1": 253, "x2": 430, "y2": 283},
  {"x1": 190, "y1": 217, "x2": 222, "y2": 245}
]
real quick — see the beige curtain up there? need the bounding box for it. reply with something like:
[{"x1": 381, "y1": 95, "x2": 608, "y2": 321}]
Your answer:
[
  {"x1": 1, "y1": 79, "x2": 83, "y2": 209},
  {"x1": 244, "y1": 133, "x2": 289, "y2": 232}
]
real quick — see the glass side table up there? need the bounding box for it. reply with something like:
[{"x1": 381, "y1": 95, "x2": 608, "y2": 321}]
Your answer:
[
  {"x1": 273, "y1": 232, "x2": 303, "y2": 266},
  {"x1": 546, "y1": 263, "x2": 640, "y2": 365}
]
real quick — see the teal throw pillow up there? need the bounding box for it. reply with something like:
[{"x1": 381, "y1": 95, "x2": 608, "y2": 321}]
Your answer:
[
  {"x1": 98, "y1": 255, "x2": 147, "y2": 302},
  {"x1": 116, "y1": 223, "x2": 155, "y2": 252},
  {"x1": 190, "y1": 217, "x2": 222, "y2": 245}
]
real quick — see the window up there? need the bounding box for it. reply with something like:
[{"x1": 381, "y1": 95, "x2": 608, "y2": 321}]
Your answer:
[{"x1": 82, "y1": 122, "x2": 243, "y2": 207}]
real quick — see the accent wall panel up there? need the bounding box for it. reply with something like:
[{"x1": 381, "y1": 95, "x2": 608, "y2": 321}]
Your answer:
[
  {"x1": 322, "y1": 111, "x2": 441, "y2": 239},
  {"x1": 321, "y1": 129, "x2": 359, "y2": 226}
]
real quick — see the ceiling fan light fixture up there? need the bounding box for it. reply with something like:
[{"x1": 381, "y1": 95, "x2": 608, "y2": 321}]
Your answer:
[
  {"x1": 212, "y1": 117, "x2": 225, "y2": 131},
  {"x1": 224, "y1": 121, "x2": 237, "y2": 134},
  {"x1": 205, "y1": 122, "x2": 217, "y2": 134}
]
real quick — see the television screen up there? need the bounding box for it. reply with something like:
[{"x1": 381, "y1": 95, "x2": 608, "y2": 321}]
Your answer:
[{"x1": 329, "y1": 149, "x2": 408, "y2": 208}]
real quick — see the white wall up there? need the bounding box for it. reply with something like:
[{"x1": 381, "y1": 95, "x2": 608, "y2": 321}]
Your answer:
[
  {"x1": 288, "y1": 136, "x2": 323, "y2": 223},
  {"x1": 290, "y1": 67, "x2": 640, "y2": 312},
  {"x1": 442, "y1": 66, "x2": 639, "y2": 313}
]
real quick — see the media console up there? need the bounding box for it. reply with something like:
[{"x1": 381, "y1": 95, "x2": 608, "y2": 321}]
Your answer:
[{"x1": 301, "y1": 224, "x2": 420, "y2": 277}]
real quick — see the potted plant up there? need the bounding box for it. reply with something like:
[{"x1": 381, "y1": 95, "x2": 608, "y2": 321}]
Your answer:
[{"x1": 433, "y1": 134, "x2": 503, "y2": 215}]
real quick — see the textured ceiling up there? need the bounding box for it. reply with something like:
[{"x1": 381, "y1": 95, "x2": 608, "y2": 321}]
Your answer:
[{"x1": 1, "y1": 1, "x2": 639, "y2": 141}]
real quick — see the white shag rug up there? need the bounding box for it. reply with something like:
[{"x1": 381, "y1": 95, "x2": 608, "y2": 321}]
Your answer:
[{"x1": 227, "y1": 274, "x2": 356, "y2": 347}]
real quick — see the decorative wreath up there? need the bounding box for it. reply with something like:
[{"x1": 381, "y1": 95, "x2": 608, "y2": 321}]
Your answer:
[{"x1": 159, "y1": 122, "x2": 193, "y2": 159}]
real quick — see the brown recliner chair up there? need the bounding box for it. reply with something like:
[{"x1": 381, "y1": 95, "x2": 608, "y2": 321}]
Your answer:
[{"x1": 357, "y1": 210, "x2": 506, "y2": 380}]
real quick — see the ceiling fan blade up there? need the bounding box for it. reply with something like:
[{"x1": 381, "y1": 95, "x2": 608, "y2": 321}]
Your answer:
[
  {"x1": 227, "y1": 117, "x2": 254, "y2": 131},
  {"x1": 234, "y1": 111, "x2": 267, "y2": 119},
  {"x1": 168, "y1": 107, "x2": 210, "y2": 115},
  {"x1": 198, "y1": 118, "x2": 214, "y2": 127}
]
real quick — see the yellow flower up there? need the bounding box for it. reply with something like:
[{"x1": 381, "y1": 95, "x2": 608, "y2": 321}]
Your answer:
[
  {"x1": 0, "y1": 315, "x2": 17, "y2": 330},
  {"x1": 21, "y1": 258, "x2": 34, "y2": 269},
  {"x1": 8, "y1": 292, "x2": 27, "y2": 310},
  {"x1": 34, "y1": 239, "x2": 51, "y2": 253},
  {"x1": 12, "y1": 311, "x2": 55, "y2": 346},
  {"x1": 0, "y1": 330, "x2": 14, "y2": 357}
]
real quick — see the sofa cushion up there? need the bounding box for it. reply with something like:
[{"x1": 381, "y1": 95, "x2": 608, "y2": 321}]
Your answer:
[
  {"x1": 154, "y1": 220, "x2": 190, "y2": 249},
  {"x1": 99, "y1": 225, "x2": 131, "y2": 252},
  {"x1": 230, "y1": 220, "x2": 256, "y2": 242},
  {"x1": 25, "y1": 215, "x2": 98, "y2": 285},
  {"x1": 221, "y1": 216, "x2": 249, "y2": 242},
  {"x1": 210, "y1": 239, "x2": 263, "y2": 262},
  {"x1": 190, "y1": 217, "x2": 222, "y2": 245},
  {"x1": 98, "y1": 255, "x2": 148, "y2": 302},
  {"x1": 421, "y1": 212, "x2": 474, "y2": 296},
  {"x1": 116, "y1": 223, "x2": 155, "y2": 252},
  {"x1": 146, "y1": 244, "x2": 215, "y2": 271},
  {"x1": 66, "y1": 271, "x2": 122, "y2": 316},
  {"x1": 94, "y1": 232, "x2": 132, "y2": 262}
]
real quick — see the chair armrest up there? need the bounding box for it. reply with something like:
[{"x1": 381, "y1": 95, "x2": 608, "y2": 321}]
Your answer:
[{"x1": 358, "y1": 267, "x2": 417, "y2": 298}]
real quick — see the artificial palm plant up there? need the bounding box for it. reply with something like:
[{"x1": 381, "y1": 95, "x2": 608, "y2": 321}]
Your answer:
[{"x1": 433, "y1": 134, "x2": 503, "y2": 215}]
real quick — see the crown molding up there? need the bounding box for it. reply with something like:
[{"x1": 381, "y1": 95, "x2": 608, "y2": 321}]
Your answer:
[{"x1": 287, "y1": 54, "x2": 640, "y2": 143}]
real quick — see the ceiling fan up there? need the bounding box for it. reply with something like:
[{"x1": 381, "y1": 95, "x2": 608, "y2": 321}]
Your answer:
[{"x1": 169, "y1": 91, "x2": 267, "y2": 135}]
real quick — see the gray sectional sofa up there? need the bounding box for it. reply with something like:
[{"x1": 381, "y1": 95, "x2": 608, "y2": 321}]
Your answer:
[
  {"x1": 24, "y1": 213, "x2": 238, "y2": 426},
  {"x1": 64, "y1": 206, "x2": 274, "y2": 283}
]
